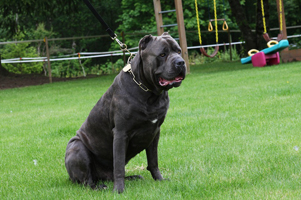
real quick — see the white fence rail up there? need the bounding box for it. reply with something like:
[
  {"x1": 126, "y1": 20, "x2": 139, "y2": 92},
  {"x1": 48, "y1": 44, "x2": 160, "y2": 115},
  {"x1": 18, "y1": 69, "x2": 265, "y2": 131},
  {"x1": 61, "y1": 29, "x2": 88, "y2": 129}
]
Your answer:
[{"x1": 1, "y1": 34, "x2": 300, "y2": 64}]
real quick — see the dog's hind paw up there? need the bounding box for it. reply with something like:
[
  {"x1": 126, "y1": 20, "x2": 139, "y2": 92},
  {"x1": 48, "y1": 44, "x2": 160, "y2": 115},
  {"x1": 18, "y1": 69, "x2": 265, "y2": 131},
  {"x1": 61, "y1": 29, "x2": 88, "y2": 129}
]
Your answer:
[{"x1": 96, "y1": 184, "x2": 108, "y2": 190}]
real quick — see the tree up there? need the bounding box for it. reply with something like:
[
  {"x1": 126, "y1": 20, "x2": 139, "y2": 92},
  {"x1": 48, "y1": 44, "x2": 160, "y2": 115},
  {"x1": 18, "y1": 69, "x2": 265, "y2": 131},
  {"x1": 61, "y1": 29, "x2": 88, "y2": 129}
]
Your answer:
[
  {"x1": 229, "y1": 0, "x2": 267, "y2": 54},
  {"x1": 227, "y1": 0, "x2": 301, "y2": 54},
  {"x1": 0, "y1": 0, "x2": 123, "y2": 75},
  {"x1": 0, "y1": 0, "x2": 80, "y2": 37}
]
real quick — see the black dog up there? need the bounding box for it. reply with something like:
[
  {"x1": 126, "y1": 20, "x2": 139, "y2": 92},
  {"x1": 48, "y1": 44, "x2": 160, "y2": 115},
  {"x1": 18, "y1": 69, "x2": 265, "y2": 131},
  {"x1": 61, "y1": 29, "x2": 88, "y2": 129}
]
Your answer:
[{"x1": 65, "y1": 32, "x2": 186, "y2": 193}]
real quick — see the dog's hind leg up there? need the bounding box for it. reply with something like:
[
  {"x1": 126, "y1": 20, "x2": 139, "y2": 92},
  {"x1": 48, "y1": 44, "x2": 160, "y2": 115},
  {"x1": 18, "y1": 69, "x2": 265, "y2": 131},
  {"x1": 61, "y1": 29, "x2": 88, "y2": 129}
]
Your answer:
[{"x1": 65, "y1": 136, "x2": 97, "y2": 189}]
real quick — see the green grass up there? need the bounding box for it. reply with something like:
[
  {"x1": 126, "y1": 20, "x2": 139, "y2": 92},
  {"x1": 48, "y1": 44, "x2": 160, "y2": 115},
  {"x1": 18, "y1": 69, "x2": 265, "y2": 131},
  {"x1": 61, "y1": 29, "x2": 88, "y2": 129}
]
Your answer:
[{"x1": 1, "y1": 61, "x2": 301, "y2": 199}]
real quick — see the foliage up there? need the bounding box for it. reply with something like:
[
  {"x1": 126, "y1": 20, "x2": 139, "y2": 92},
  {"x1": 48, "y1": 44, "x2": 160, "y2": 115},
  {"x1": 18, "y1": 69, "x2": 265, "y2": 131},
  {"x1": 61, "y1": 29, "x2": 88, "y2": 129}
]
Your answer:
[
  {"x1": 0, "y1": 32, "x2": 43, "y2": 74},
  {"x1": 289, "y1": 37, "x2": 301, "y2": 50},
  {"x1": 115, "y1": 0, "x2": 235, "y2": 48},
  {"x1": 50, "y1": 54, "x2": 93, "y2": 78},
  {"x1": 29, "y1": 23, "x2": 56, "y2": 40},
  {"x1": 220, "y1": 44, "x2": 240, "y2": 61},
  {"x1": 89, "y1": 58, "x2": 124, "y2": 75},
  {"x1": 0, "y1": 0, "x2": 123, "y2": 72},
  {"x1": 111, "y1": 58, "x2": 125, "y2": 73},
  {"x1": 50, "y1": 57, "x2": 125, "y2": 78},
  {"x1": 112, "y1": 0, "x2": 156, "y2": 50},
  {"x1": 30, "y1": 23, "x2": 56, "y2": 57},
  {"x1": 0, "y1": 0, "x2": 80, "y2": 37}
]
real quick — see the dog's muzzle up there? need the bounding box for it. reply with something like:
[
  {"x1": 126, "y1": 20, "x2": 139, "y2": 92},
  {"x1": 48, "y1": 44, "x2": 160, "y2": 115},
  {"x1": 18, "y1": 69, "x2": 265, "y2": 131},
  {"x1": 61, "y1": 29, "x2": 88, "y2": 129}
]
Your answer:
[{"x1": 158, "y1": 58, "x2": 186, "y2": 87}]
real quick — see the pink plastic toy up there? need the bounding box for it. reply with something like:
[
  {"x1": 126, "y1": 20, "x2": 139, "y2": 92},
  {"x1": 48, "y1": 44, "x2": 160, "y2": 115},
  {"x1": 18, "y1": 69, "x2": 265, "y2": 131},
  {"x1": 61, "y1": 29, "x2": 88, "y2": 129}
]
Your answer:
[{"x1": 251, "y1": 52, "x2": 280, "y2": 67}]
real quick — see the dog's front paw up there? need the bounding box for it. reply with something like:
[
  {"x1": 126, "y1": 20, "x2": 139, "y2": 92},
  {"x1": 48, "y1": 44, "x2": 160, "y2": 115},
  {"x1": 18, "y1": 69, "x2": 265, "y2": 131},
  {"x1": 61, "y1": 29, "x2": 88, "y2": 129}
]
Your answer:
[{"x1": 113, "y1": 181, "x2": 125, "y2": 194}]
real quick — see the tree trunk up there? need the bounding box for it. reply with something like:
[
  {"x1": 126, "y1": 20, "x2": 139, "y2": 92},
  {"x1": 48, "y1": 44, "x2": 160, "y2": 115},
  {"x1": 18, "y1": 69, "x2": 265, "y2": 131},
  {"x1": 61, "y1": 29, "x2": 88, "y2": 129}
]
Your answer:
[
  {"x1": 0, "y1": 54, "x2": 9, "y2": 76},
  {"x1": 228, "y1": 0, "x2": 271, "y2": 55},
  {"x1": 228, "y1": 0, "x2": 257, "y2": 55}
]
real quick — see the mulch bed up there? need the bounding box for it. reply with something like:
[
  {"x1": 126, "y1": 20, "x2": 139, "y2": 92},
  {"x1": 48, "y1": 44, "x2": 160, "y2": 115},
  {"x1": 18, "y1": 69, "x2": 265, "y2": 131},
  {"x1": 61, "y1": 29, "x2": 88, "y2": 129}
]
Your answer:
[{"x1": 0, "y1": 74, "x2": 97, "y2": 90}]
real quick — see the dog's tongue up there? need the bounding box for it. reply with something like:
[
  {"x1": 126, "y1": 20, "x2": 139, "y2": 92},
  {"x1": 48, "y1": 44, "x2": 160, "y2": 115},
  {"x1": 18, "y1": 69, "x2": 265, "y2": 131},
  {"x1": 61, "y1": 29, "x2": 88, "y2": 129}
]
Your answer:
[{"x1": 159, "y1": 77, "x2": 183, "y2": 86}]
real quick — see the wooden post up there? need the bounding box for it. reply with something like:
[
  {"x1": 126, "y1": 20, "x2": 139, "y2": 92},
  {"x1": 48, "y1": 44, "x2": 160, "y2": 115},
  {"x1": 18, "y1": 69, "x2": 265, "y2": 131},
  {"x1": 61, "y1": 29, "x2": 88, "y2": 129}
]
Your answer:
[
  {"x1": 44, "y1": 37, "x2": 52, "y2": 83},
  {"x1": 174, "y1": 0, "x2": 190, "y2": 72},
  {"x1": 277, "y1": 0, "x2": 301, "y2": 62},
  {"x1": 153, "y1": 0, "x2": 164, "y2": 36},
  {"x1": 228, "y1": 29, "x2": 232, "y2": 61},
  {"x1": 276, "y1": 0, "x2": 288, "y2": 51}
]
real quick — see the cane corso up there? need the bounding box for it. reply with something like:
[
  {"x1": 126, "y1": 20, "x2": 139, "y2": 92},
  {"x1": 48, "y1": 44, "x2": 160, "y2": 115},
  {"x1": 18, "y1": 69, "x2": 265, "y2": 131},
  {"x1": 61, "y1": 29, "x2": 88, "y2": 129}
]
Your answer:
[{"x1": 65, "y1": 32, "x2": 186, "y2": 193}]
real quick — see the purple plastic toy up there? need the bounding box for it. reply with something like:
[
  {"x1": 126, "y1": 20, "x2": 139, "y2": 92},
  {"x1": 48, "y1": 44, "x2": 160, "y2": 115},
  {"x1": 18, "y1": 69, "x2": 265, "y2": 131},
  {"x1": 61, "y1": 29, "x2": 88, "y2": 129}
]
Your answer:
[{"x1": 251, "y1": 52, "x2": 280, "y2": 67}]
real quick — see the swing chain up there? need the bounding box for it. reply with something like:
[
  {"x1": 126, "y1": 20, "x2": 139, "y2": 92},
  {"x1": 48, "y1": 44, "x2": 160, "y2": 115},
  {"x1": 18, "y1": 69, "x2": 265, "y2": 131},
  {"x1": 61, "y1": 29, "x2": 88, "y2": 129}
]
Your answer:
[{"x1": 195, "y1": 0, "x2": 220, "y2": 58}]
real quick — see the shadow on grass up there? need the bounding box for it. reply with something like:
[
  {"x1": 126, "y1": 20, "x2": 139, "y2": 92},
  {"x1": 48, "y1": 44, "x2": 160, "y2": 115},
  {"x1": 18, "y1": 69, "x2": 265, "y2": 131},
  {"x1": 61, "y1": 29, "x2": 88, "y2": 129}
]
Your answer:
[{"x1": 190, "y1": 61, "x2": 253, "y2": 74}]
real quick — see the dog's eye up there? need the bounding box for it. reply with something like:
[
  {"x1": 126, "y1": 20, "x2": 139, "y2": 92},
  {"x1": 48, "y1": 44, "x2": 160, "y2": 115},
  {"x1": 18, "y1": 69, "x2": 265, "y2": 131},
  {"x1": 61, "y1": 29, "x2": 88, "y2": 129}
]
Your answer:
[
  {"x1": 160, "y1": 53, "x2": 166, "y2": 57},
  {"x1": 177, "y1": 50, "x2": 181, "y2": 54}
]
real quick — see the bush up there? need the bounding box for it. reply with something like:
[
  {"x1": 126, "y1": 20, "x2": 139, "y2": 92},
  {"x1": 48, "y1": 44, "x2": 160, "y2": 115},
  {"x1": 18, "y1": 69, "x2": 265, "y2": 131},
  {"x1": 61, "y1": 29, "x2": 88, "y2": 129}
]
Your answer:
[
  {"x1": 87, "y1": 59, "x2": 124, "y2": 76},
  {"x1": 51, "y1": 57, "x2": 92, "y2": 78},
  {"x1": 0, "y1": 33, "x2": 43, "y2": 74},
  {"x1": 50, "y1": 57, "x2": 126, "y2": 78}
]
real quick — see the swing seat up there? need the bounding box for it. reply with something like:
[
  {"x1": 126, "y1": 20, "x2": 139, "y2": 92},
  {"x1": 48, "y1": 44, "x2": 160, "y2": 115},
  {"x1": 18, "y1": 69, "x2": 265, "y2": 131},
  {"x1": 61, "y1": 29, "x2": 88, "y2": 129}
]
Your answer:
[
  {"x1": 200, "y1": 46, "x2": 219, "y2": 58},
  {"x1": 263, "y1": 33, "x2": 283, "y2": 42},
  {"x1": 241, "y1": 39, "x2": 289, "y2": 64}
]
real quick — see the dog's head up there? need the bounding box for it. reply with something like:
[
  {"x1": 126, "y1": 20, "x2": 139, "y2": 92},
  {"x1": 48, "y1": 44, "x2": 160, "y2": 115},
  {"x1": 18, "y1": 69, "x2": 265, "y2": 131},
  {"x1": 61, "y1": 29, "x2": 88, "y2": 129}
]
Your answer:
[{"x1": 135, "y1": 32, "x2": 186, "y2": 93}]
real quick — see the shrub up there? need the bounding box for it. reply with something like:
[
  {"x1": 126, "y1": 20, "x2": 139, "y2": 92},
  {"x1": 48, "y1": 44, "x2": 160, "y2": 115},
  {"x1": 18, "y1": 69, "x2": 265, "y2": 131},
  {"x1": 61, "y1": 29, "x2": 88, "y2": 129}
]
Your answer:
[
  {"x1": 0, "y1": 33, "x2": 43, "y2": 74},
  {"x1": 51, "y1": 57, "x2": 92, "y2": 78}
]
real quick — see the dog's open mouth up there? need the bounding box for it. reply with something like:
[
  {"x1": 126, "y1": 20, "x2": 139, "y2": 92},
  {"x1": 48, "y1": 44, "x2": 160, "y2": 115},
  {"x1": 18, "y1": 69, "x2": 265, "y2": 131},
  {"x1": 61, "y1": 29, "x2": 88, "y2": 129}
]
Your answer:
[{"x1": 159, "y1": 76, "x2": 184, "y2": 86}]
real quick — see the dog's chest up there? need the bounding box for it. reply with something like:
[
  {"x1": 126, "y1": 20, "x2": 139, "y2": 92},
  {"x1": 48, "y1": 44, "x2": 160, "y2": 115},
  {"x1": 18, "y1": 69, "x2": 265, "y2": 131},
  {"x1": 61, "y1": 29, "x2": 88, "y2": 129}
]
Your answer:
[
  {"x1": 133, "y1": 106, "x2": 165, "y2": 128},
  {"x1": 127, "y1": 118, "x2": 160, "y2": 153},
  {"x1": 146, "y1": 95, "x2": 168, "y2": 122},
  {"x1": 127, "y1": 100, "x2": 167, "y2": 146},
  {"x1": 150, "y1": 118, "x2": 158, "y2": 124},
  {"x1": 146, "y1": 104, "x2": 166, "y2": 125}
]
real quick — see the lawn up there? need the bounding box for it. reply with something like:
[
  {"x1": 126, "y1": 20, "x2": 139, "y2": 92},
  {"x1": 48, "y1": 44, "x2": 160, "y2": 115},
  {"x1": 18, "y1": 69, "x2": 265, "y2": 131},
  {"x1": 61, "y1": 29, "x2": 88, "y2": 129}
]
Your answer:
[{"x1": 0, "y1": 61, "x2": 300, "y2": 199}]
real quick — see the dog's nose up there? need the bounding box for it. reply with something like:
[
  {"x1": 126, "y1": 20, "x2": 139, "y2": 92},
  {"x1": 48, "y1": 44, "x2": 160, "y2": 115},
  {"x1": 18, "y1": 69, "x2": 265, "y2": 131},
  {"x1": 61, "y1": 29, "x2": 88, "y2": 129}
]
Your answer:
[{"x1": 176, "y1": 60, "x2": 185, "y2": 68}]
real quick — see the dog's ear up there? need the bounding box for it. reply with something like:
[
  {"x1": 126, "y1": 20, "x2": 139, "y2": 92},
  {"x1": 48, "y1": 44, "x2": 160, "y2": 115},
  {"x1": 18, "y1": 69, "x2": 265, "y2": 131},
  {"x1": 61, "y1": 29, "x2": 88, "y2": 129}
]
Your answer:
[{"x1": 139, "y1": 35, "x2": 153, "y2": 51}]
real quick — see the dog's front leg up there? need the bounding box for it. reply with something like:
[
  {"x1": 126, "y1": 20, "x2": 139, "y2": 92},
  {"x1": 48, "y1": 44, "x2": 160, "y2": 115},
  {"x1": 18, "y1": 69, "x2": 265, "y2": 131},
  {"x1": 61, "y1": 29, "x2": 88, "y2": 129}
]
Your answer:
[
  {"x1": 146, "y1": 131, "x2": 164, "y2": 181},
  {"x1": 113, "y1": 130, "x2": 128, "y2": 193}
]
